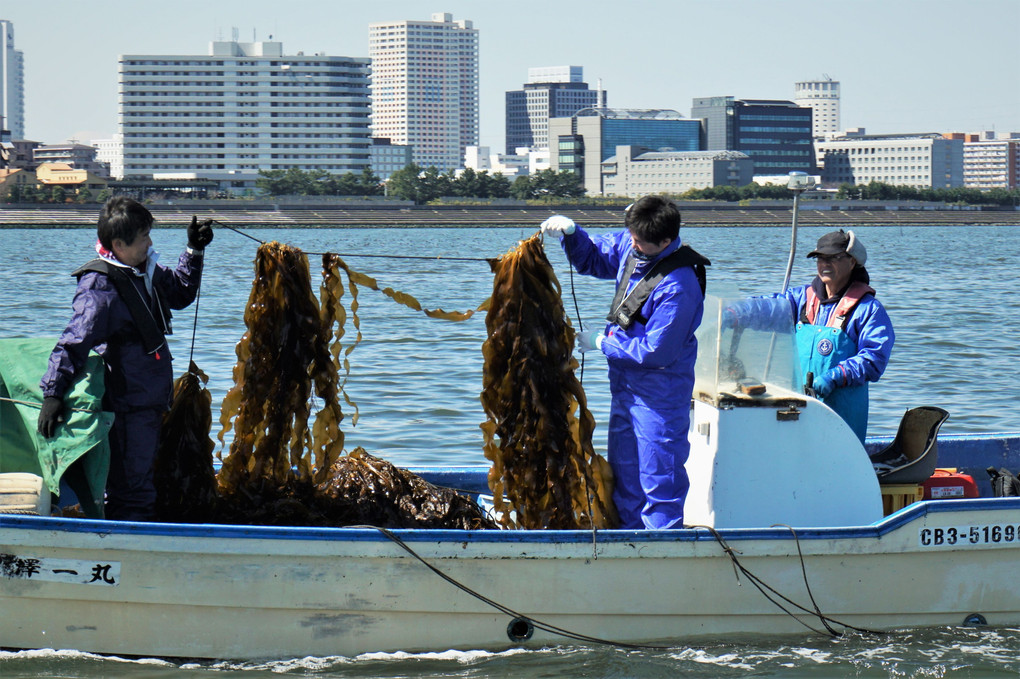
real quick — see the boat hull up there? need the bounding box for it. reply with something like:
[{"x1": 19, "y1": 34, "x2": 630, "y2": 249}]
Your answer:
[{"x1": 4, "y1": 494, "x2": 1020, "y2": 659}]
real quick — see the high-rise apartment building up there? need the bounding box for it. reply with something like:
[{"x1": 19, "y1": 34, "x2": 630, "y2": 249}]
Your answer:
[
  {"x1": 369, "y1": 13, "x2": 479, "y2": 172},
  {"x1": 794, "y1": 77, "x2": 840, "y2": 139},
  {"x1": 1, "y1": 20, "x2": 26, "y2": 139},
  {"x1": 119, "y1": 40, "x2": 371, "y2": 193},
  {"x1": 504, "y1": 66, "x2": 605, "y2": 155},
  {"x1": 691, "y1": 96, "x2": 815, "y2": 175}
]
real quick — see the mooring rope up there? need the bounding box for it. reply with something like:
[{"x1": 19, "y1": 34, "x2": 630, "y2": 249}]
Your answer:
[
  {"x1": 361, "y1": 521, "x2": 889, "y2": 651},
  {"x1": 694, "y1": 524, "x2": 887, "y2": 638},
  {"x1": 211, "y1": 220, "x2": 491, "y2": 261},
  {"x1": 365, "y1": 524, "x2": 676, "y2": 651},
  {"x1": 0, "y1": 396, "x2": 99, "y2": 414}
]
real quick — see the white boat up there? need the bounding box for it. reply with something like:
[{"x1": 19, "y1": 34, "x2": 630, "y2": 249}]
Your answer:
[{"x1": 3, "y1": 295, "x2": 1020, "y2": 660}]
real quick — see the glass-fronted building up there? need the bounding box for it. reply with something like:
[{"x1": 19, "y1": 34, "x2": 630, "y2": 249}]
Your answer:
[
  {"x1": 549, "y1": 108, "x2": 701, "y2": 195},
  {"x1": 504, "y1": 66, "x2": 605, "y2": 155},
  {"x1": 691, "y1": 96, "x2": 815, "y2": 175}
]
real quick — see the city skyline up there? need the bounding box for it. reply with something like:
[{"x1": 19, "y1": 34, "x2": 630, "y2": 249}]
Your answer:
[{"x1": 3, "y1": 0, "x2": 1019, "y2": 152}]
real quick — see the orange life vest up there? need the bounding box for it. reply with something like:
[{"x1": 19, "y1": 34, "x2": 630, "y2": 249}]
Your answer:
[{"x1": 801, "y1": 281, "x2": 875, "y2": 330}]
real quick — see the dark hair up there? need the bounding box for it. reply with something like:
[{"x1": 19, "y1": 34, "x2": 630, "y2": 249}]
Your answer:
[
  {"x1": 624, "y1": 195, "x2": 681, "y2": 244},
  {"x1": 97, "y1": 196, "x2": 154, "y2": 250}
]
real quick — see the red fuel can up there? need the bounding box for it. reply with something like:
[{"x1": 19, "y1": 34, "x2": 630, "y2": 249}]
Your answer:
[{"x1": 923, "y1": 468, "x2": 979, "y2": 500}]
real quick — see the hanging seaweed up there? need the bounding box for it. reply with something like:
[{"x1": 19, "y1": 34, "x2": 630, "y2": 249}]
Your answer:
[
  {"x1": 153, "y1": 362, "x2": 219, "y2": 523},
  {"x1": 330, "y1": 257, "x2": 487, "y2": 321},
  {"x1": 480, "y1": 234, "x2": 617, "y2": 530},
  {"x1": 217, "y1": 242, "x2": 328, "y2": 491},
  {"x1": 204, "y1": 240, "x2": 492, "y2": 530}
]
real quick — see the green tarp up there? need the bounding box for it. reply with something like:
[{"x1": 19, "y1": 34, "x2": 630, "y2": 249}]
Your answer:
[{"x1": 0, "y1": 337, "x2": 113, "y2": 518}]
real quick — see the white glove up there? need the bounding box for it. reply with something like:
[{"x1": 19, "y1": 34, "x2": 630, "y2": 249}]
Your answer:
[
  {"x1": 576, "y1": 330, "x2": 604, "y2": 354},
  {"x1": 540, "y1": 215, "x2": 576, "y2": 237}
]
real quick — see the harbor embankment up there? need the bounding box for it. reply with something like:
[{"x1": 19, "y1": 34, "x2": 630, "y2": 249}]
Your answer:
[{"x1": 1, "y1": 201, "x2": 1017, "y2": 227}]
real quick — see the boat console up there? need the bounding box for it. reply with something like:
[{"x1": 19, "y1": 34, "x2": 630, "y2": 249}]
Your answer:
[{"x1": 684, "y1": 293, "x2": 884, "y2": 528}]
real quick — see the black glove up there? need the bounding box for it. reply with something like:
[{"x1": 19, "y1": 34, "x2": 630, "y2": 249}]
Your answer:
[
  {"x1": 38, "y1": 396, "x2": 65, "y2": 438},
  {"x1": 187, "y1": 216, "x2": 214, "y2": 250}
]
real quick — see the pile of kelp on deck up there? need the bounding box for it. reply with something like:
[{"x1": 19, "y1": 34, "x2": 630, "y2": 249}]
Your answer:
[
  {"x1": 154, "y1": 241, "x2": 494, "y2": 529},
  {"x1": 480, "y1": 234, "x2": 617, "y2": 529}
]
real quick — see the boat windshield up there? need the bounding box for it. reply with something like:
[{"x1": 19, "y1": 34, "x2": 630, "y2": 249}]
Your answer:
[{"x1": 694, "y1": 292, "x2": 802, "y2": 401}]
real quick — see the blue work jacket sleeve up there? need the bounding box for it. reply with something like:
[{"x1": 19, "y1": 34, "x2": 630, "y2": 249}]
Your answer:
[
  {"x1": 560, "y1": 227, "x2": 625, "y2": 280},
  {"x1": 728, "y1": 288, "x2": 802, "y2": 333},
  {"x1": 837, "y1": 296, "x2": 895, "y2": 387}
]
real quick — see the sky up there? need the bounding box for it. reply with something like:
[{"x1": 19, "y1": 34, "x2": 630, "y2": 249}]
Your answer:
[{"x1": 4, "y1": 0, "x2": 1019, "y2": 149}]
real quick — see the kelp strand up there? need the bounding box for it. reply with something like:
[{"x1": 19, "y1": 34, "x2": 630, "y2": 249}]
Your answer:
[{"x1": 480, "y1": 234, "x2": 618, "y2": 529}]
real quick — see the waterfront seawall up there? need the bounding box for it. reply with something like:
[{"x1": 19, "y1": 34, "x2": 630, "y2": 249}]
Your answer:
[{"x1": 1, "y1": 202, "x2": 1017, "y2": 227}]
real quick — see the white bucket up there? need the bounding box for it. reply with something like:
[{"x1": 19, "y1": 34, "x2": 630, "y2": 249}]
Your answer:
[{"x1": 0, "y1": 472, "x2": 51, "y2": 516}]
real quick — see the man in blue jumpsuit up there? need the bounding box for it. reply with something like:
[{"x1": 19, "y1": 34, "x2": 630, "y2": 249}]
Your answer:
[
  {"x1": 541, "y1": 196, "x2": 707, "y2": 529},
  {"x1": 725, "y1": 229, "x2": 894, "y2": 442},
  {"x1": 39, "y1": 197, "x2": 212, "y2": 520}
]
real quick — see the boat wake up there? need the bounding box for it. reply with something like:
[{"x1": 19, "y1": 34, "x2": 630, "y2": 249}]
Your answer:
[{"x1": 5, "y1": 629, "x2": 1020, "y2": 677}]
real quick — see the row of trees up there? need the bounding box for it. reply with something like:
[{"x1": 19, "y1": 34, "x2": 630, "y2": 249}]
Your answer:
[
  {"x1": 2, "y1": 184, "x2": 110, "y2": 204},
  {"x1": 255, "y1": 168, "x2": 384, "y2": 196},
  {"x1": 385, "y1": 165, "x2": 586, "y2": 203},
  {"x1": 679, "y1": 181, "x2": 1020, "y2": 206},
  {"x1": 254, "y1": 164, "x2": 586, "y2": 204},
  {"x1": 833, "y1": 182, "x2": 1019, "y2": 206},
  {"x1": 5, "y1": 168, "x2": 1017, "y2": 207}
]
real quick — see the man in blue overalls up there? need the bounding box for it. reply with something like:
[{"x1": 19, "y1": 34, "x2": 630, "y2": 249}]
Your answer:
[
  {"x1": 541, "y1": 196, "x2": 709, "y2": 529},
  {"x1": 726, "y1": 230, "x2": 894, "y2": 442}
]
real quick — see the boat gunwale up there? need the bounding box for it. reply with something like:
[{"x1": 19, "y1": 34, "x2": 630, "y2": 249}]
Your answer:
[
  {"x1": 4, "y1": 496, "x2": 1020, "y2": 544},
  {"x1": 3, "y1": 432, "x2": 1017, "y2": 545}
]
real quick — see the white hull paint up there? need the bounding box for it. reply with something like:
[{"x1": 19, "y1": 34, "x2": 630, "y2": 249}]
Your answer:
[
  {"x1": 4, "y1": 481, "x2": 1020, "y2": 659},
  {"x1": 3, "y1": 308, "x2": 1018, "y2": 659}
]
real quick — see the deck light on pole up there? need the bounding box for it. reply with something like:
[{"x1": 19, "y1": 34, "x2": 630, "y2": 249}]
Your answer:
[{"x1": 780, "y1": 171, "x2": 816, "y2": 293}]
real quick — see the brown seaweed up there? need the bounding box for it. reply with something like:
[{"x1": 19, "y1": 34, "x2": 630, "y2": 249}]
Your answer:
[
  {"x1": 154, "y1": 362, "x2": 219, "y2": 523},
  {"x1": 480, "y1": 234, "x2": 618, "y2": 529},
  {"x1": 316, "y1": 447, "x2": 496, "y2": 529},
  {"x1": 216, "y1": 242, "x2": 337, "y2": 490},
  {"x1": 201, "y1": 240, "x2": 492, "y2": 530}
]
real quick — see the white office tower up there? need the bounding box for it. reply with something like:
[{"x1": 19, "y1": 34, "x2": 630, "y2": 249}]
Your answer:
[
  {"x1": 0, "y1": 20, "x2": 25, "y2": 139},
  {"x1": 119, "y1": 40, "x2": 371, "y2": 193},
  {"x1": 369, "y1": 13, "x2": 479, "y2": 172},
  {"x1": 795, "y1": 77, "x2": 840, "y2": 139}
]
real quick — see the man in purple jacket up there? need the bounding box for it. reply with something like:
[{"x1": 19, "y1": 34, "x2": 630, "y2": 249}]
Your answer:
[{"x1": 38, "y1": 196, "x2": 212, "y2": 520}]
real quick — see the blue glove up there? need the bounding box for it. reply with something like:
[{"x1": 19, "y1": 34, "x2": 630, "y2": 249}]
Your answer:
[
  {"x1": 541, "y1": 215, "x2": 576, "y2": 237},
  {"x1": 576, "y1": 330, "x2": 604, "y2": 354},
  {"x1": 813, "y1": 373, "x2": 836, "y2": 399}
]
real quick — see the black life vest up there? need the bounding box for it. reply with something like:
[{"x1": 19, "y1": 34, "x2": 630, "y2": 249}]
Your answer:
[
  {"x1": 73, "y1": 258, "x2": 171, "y2": 355},
  {"x1": 606, "y1": 244, "x2": 710, "y2": 330}
]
